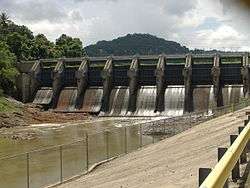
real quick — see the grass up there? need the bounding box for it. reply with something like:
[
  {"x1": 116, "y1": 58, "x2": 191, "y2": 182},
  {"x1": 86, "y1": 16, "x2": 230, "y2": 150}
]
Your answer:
[{"x1": 0, "y1": 97, "x2": 23, "y2": 113}]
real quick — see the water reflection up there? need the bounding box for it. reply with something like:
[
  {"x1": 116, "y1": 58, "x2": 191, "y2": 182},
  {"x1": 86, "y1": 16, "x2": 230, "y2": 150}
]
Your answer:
[{"x1": 0, "y1": 117, "x2": 156, "y2": 188}]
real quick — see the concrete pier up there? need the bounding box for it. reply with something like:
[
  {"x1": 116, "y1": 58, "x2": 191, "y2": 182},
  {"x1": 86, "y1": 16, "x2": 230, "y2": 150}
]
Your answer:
[
  {"x1": 211, "y1": 54, "x2": 223, "y2": 107},
  {"x1": 51, "y1": 59, "x2": 65, "y2": 108},
  {"x1": 155, "y1": 55, "x2": 166, "y2": 112},
  {"x1": 28, "y1": 60, "x2": 42, "y2": 102},
  {"x1": 241, "y1": 54, "x2": 250, "y2": 97},
  {"x1": 128, "y1": 57, "x2": 139, "y2": 113},
  {"x1": 183, "y1": 54, "x2": 193, "y2": 113},
  {"x1": 75, "y1": 59, "x2": 89, "y2": 109},
  {"x1": 101, "y1": 58, "x2": 113, "y2": 112}
]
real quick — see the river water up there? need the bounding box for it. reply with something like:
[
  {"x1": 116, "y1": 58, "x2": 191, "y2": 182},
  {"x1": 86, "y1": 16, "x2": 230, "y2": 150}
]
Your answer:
[{"x1": 0, "y1": 117, "x2": 158, "y2": 188}]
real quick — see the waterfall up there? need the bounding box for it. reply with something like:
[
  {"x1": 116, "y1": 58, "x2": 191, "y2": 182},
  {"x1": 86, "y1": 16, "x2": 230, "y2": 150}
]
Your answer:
[
  {"x1": 162, "y1": 86, "x2": 185, "y2": 116},
  {"x1": 33, "y1": 87, "x2": 53, "y2": 105},
  {"x1": 33, "y1": 84, "x2": 245, "y2": 116},
  {"x1": 120, "y1": 89, "x2": 130, "y2": 116},
  {"x1": 106, "y1": 87, "x2": 129, "y2": 116},
  {"x1": 81, "y1": 87, "x2": 103, "y2": 113},
  {"x1": 230, "y1": 85, "x2": 244, "y2": 104},
  {"x1": 134, "y1": 86, "x2": 157, "y2": 116},
  {"x1": 222, "y1": 85, "x2": 244, "y2": 106},
  {"x1": 208, "y1": 86, "x2": 215, "y2": 113},
  {"x1": 193, "y1": 86, "x2": 211, "y2": 112},
  {"x1": 56, "y1": 87, "x2": 77, "y2": 111}
]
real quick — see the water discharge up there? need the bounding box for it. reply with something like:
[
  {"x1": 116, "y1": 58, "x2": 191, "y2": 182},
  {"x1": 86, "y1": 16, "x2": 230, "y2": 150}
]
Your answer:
[
  {"x1": 33, "y1": 87, "x2": 53, "y2": 105},
  {"x1": 134, "y1": 86, "x2": 157, "y2": 116},
  {"x1": 162, "y1": 86, "x2": 185, "y2": 116},
  {"x1": 193, "y1": 86, "x2": 213, "y2": 112},
  {"x1": 106, "y1": 87, "x2": 129, "y2": 116},
  {"x1": 56, "y1": 87, "x2": 77, "y2": 111},
  {"x1": 80, "y1": 87, "x2": 103, "y2": 113},
  {"x1": 222, "y1": 85, "x2": 244, "y2": 106},
  {"x1": 33, "y1": 85, "x2": 245, "y2": 116}
]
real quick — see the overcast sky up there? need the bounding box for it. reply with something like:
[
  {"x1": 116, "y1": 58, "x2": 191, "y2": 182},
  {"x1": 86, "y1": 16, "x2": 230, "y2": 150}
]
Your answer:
[{"x1": 0, "y1": 0, "x2": 250, "y2": 51}]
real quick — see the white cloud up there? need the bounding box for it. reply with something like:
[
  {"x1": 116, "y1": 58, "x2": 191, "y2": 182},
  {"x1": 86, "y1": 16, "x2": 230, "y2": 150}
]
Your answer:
[
  {"x1": 0, "y1": 0, "x2": 249, "y2": 51},
  {"x1": 194, "y1": 25, "x2": 246, "y2": 50}
]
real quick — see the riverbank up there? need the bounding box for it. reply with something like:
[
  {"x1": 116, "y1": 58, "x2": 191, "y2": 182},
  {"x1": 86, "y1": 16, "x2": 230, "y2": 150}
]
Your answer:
[
  {"x1": 0, "y1": 97, "x2": 88, "y2": 127},
  {"x1": 0, "y1": 97, "x2": 88, "y2": 139},
  {"x1": 57, "y1": 107, "x2": 249, "y2": 188}
]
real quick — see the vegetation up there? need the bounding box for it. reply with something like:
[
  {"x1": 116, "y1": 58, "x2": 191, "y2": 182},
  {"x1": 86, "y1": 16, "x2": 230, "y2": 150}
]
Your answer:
[
  {"x1": 0, "y1": 41, "x2": 17, "y2": 96},
  {"x1": 0, "y1": 12, "x2": 86, "y2": 95},
  {"x1": 0, "y1": 13, "x2": 85, "y2": 61},
  {"x1": 85, "y1": 33, "x2": 189, "y2": 56},
  {"x1": 0, "y1": 97, "x2": 22, "y2": 112}
]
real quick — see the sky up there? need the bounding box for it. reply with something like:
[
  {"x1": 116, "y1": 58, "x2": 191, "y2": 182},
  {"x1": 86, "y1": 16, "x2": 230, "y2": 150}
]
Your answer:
[{"x1": 0, "y1": 0, "x2": 250, "y2": 51}]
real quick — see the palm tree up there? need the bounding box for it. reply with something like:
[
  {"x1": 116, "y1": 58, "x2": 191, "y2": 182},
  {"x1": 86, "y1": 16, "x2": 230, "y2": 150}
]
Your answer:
[{"x1": 0, "y1": 12, "x2": 10, "y2": 26}]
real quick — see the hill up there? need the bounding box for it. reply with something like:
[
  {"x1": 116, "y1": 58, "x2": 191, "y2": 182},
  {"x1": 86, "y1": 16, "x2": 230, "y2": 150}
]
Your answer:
[{"x1": 85, "y1": 33, "x2": 189, "y2": 56}]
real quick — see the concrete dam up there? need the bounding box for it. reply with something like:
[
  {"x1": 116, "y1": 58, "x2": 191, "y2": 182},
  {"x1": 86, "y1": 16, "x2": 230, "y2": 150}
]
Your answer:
[{"x1": 16, "y1": 53, "x2": 250, "y2": 116}]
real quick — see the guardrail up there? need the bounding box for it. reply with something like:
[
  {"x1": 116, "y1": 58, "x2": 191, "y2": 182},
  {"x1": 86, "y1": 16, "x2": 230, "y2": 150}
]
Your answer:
[{"x1": 199, "y1": 115, "x2": 250, "y2": 188}]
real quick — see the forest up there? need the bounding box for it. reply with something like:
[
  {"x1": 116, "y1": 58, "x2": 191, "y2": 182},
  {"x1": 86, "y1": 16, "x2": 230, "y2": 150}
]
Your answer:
[{"x1": 0, "y1": 13, "x2": 85, "y2": 95}]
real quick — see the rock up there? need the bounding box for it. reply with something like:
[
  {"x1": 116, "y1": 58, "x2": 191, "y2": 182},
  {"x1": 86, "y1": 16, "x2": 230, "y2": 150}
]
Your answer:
[{"x1": 0, "y1": 113, "x2": 9, "y2": 118}]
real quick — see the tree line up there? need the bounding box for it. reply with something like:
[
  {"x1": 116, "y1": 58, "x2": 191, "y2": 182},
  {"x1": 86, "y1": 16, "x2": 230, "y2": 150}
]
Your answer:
[{"x1": 0, "y1": 12, "x2": 86, "y2": 96}]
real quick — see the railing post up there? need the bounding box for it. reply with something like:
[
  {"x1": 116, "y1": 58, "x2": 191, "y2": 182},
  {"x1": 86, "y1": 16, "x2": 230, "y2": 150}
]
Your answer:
[
  {"x1": 124, "y1": 127, "x2": 127, "y2": 154},
  {"x1": 86, "y1": 133, "x2": 89, "y2": 171},
  {"x1": 105, "y1": 131, "x2": 109, "y2": 159},
  {"x1": 26, "y1": 153, "x2": 30, "y2": 188},
  {"x1": 152, "y1": 126, "x2": 155, "y2": 144},
  {"x1": 163, "y1": 121, "x2": 166, "y2": 134},
  {"x1": 189, "y1": 113, "x2": 191, "y2": 127},
  {"x1": 199, "y1": 168, "x2": 211, "y2": 186},
  {"x1": 231, "y1": 103, "x2": 235, "y2": 112},
  {"x1": 238, "y1": 127, "x2": 247, "y2": 164},
  {"x1": 59, "y1": 146, "x2": 63, "y2": 183},
  {"x1": 244, "y1": 119, "x2": 249, "y2": 126},
  {"x1": 139, "y1": 124, "x2": 142, "y2": 148},
  {"x1": 230, "y1": 135, "x2": 240, "y2": 182},
  {"x1": 218, "y1": 148, "x2": 228, "y2": 188}
]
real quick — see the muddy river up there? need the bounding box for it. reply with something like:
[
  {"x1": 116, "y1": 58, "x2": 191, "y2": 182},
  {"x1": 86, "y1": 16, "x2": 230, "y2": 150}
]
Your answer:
[{"x1": 0, "y1": 117, "x2": 160, "y2": 188}]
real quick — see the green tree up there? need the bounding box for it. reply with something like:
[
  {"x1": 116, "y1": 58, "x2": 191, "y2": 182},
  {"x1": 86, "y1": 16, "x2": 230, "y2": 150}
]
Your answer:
[
  {"x1": 0, "y1": 42, "x2": 18, "y2": 95},
  {"x1": 6, "y1": 32, "x2": 32, "y2": 60},
  {"x1": 31, "y1": 34, "x2": 56, "y2": 59},
  {"x1": 0, "y1": 12, "x2": 10, "y2": 27},
  {"x1": 56, "y1": 34, "x2": 84, "y2": 57},
  {"x1": 7, "y1": 24, "x2": 34, "y2": 40}
]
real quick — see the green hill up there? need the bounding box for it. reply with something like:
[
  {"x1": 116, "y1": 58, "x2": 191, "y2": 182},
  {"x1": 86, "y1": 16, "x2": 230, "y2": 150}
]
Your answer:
[{"x1": 85, "y1": 33, "x2": 189, "y2": 57}]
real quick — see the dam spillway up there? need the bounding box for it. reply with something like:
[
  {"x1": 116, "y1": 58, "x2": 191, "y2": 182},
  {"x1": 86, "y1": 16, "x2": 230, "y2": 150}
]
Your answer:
[
  {"x1": 81, "y1": 87, "x2": 103, "y2": 113},
  {"x1": 16, "y1": 53, "x2": 250, "y2": 116}
]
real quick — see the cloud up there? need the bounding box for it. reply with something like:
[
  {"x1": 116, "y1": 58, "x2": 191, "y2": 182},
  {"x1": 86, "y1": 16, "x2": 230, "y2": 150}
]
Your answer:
[
  {"x1": 0, "y1": 0, "x2": 67, "y2": 23},
  {"x1": 164, "y1": 0, "x2": 197, "y2": 16},
  {"x1": 0, "y1": 0, "x2": 249, "y2": 51}
]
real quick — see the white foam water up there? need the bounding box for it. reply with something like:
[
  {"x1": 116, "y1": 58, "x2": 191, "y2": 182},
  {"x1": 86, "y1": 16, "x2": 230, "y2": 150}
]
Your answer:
[
  {"x1": 81, "y1": 87, "x2": 103, "y2": 113},
  {"x1": 33, "y1": 87, "x2": 53, "y2": 105},
  {"x1": 107, "y1": 87, "x2": 130, "y2": 116},
  {"x1": 134, "y1": 86, "x2": 157, "y2": 116},
  {"x1": 162, "y1": 86, "x2": 185, "y2": 116}
]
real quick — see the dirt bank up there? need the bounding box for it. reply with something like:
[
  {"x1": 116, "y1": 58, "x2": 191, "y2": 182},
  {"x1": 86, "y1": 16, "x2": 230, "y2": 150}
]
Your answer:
[
  {"x1": 0, "y1": 98, "x2": 88, "y2": 129},
  {"x1": 0, "y1": 97, "x2": 88, "y2": 140},
  {"x1": 57, "y1": 107, "x2": 249, "y2": 188}
]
